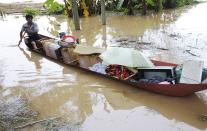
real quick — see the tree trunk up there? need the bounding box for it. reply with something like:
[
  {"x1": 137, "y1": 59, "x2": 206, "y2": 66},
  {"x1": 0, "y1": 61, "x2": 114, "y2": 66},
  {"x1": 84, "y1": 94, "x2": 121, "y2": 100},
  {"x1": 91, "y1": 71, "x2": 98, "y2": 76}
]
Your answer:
[
  {"x1": 142, "y1": 0, "x2": 147, "y2": 15},
  {"x1": 64, "y1": 0, "x2": 70, "y2": 17},
  {"x1": 101, "y1": 0, "x2": 106, "y2": 25},
  {"x1": 127, "y1": 0, "x2": 134, "y2": 15},
  {"x1": 72, "y1": 0, "x2": 80, "y2": 30},
  {"x1": 155, "y1": 0, "x2": 163, "y2": 12}
]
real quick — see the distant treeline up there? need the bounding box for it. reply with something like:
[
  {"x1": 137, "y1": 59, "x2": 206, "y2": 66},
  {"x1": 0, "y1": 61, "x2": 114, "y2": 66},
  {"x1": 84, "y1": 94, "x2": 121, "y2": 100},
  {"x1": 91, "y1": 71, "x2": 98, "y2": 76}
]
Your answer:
[
  {"x1": 163, "y1": 0, "x2": 195, "y2": 8},
  {"x1": 24, "y1": 0, "x2": 197, "y2": 16}
]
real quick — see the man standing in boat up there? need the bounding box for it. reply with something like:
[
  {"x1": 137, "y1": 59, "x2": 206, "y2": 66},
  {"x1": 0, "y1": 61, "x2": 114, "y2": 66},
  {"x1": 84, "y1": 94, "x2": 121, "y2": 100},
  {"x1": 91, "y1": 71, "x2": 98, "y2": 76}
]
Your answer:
[{"x1": 18, "y1": 14, "x2": 40, "y2": 49}]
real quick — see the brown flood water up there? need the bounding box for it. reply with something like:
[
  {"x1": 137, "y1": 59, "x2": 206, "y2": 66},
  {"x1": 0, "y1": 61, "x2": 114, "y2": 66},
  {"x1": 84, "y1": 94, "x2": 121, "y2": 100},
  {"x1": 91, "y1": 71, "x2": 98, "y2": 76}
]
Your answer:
[{"x1": 1, "y1": 2, "x2": 207, "y2": 131}]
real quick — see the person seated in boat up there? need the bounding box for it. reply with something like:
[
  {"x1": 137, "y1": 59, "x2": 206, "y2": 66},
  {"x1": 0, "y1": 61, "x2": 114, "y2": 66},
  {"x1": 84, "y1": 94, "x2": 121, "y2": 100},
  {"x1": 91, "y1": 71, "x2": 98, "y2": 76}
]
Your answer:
[{"x1": 18, "y1": 14, "x2": 40, "y2": 49}]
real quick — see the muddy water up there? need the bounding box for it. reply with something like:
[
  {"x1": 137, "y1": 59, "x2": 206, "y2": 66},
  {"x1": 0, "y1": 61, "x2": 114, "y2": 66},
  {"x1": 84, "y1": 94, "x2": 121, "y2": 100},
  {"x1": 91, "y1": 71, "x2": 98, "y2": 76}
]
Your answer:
[{"x1": 1, "y1": 2, "x2": 207, "y2": 131}]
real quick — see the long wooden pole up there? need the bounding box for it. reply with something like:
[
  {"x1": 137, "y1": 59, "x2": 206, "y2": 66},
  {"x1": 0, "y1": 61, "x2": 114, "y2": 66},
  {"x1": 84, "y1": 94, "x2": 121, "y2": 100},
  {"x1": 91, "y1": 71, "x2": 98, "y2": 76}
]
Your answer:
[
  {"x1": 102, "y1": 25, "x2": 107, "y2": 48},
  {"x1": 72, "y1": 0, "x2": 80, "y2": 30},
  {"x1": 142, "y1": 0, "x2": 147, "y2": 15},
  {"x1": 101, "y1": 0, "x2": 106, "y2": 25}
]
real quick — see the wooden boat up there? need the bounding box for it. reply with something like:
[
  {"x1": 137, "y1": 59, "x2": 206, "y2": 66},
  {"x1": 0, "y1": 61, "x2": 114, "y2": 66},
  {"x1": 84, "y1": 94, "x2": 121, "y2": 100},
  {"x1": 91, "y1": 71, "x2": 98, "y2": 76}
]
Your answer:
[{"x1": 23, "y1": 34, "x2": 207, "y2": 97}]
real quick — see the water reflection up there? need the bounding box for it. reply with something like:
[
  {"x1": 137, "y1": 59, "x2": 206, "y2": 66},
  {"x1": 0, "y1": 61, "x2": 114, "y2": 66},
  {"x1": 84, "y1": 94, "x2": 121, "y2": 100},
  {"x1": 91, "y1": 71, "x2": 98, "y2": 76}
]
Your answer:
[
  {"x1": 88, "y1": 79, "x2": 207, "y2": 130},
  {"x1": 19, "y1": 47, "x2": 42, "y2": 69},
  {"x1": 82, "y1": 107, "x2": 201, "y2": 131},
  {"x1": 18, "y1": 68, "x2": 207, "y2": 130},
  {"x1": 113, "y1": 91, "x2": 207, "y2": 129}
]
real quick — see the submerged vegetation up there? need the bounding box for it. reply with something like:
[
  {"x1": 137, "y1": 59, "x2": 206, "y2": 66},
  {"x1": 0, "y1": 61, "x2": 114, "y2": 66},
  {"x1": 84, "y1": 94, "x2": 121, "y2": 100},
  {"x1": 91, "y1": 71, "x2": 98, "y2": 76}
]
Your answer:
[
  {"x1": 23, "y1": 8, "x2": 40, "y2": 16},
  {"x1": 0, "y1": 98, "x2": 38, "y2": 130}
]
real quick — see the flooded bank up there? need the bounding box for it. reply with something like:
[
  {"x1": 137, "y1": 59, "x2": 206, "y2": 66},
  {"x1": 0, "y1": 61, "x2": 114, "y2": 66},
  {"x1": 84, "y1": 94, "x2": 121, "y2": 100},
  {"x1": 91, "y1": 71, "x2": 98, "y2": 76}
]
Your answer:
[{"x1": 1, "y1": 2, "x2": 207, "y2": 131}]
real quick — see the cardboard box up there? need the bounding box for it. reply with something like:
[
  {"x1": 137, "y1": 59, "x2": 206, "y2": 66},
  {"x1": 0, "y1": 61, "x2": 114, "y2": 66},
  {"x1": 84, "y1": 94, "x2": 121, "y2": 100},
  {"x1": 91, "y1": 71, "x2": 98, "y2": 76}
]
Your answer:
[
  {"x1": 42, "y1": 39, "x2": 62, "y2": 60},
  {"x1": 180, "y1": 60, "x2": 204, "y2": 84},
  {"x1": 61, "y1": 47, "x2": 78, "y2": 64},
  {"x1": 77, "y1": 54, "x2": 101, "y2": 69}
]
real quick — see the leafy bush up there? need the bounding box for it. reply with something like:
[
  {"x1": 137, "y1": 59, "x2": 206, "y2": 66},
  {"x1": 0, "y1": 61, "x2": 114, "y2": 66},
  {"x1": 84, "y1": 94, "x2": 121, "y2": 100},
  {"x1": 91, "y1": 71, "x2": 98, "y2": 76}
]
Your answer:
[
  {"x1": 23, "y1": 8, "x2": 40, "y2": 16},
  {"x1": 44, "y1": 0, "x2": 65, "y2": 15},
  {"x1": 124, "y1": 8, "x2": 129, "y2": 15},
  {"x1": 185, "y1": 0, "x2": 194, "y2": 5},
  {"x1": 146, "y1": 0, "x2": 156, "y2": 7},
  {"x1": 114, "y1": 8, "x2": 126, "y2": 12},
  {"x1": 163, "y1": 0, "x2": 194, "y2": 8}
]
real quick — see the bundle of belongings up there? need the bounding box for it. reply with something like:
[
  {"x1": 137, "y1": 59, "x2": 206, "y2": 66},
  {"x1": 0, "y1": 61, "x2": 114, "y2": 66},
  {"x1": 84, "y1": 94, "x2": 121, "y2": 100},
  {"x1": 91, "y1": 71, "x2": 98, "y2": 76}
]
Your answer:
[
  {"x1": 56, "y1": 32, "x2": 79, "y2": 48},
  {"x1": 129, "y1": 66, "x2": 176, "y2": 84},
  {"x1": 93, "y1": 47, "x2": 176, "y2": 83},
  {"x1": 75, "y1": 46, "x2": 207, "y2": 84},
  {"x1": 89, "y1": 62, "x2": 107, "y2": 74},
  {"x1": 73, "y1": 45, "x2": 105, "y2": 69},
  {"x1": 105, "y1": 65, "x2": 135, "y2": 80},
  {"x1": 37, "y1": 32, "x2": 79, "y2": 60}
]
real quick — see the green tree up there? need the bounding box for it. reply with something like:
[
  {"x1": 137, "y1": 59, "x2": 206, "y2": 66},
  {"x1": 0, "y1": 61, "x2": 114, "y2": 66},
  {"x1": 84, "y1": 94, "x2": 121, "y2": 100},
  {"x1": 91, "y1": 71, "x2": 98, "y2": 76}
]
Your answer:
[
  {"x1": 155, "y1": 0, "x2": 163, "y2": 12},
  {"x1": 44, "y1": 0, "x2": 65, "y2": 14}
]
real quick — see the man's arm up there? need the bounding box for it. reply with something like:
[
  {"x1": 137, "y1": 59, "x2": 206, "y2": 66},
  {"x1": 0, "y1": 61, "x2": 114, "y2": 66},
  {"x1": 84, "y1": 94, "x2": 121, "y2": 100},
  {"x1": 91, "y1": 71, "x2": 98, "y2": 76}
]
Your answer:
[
  {"x1": 19, "y1": 24, "x2": 26, "y2": 41},
  {"x1": 18, "y1": 30, "x2": 25, "y2": 46},
  {"x1": 20, "y1": 30, "x2": 23, "y2": 40}
]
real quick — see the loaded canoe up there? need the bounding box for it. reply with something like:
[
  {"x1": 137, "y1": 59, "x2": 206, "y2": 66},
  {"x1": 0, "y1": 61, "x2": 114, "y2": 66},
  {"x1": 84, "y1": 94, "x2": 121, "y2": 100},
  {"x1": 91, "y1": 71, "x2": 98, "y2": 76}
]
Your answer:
[{"x1": 23, "y1": 34, "x2": 207, "y2": 97}]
